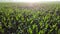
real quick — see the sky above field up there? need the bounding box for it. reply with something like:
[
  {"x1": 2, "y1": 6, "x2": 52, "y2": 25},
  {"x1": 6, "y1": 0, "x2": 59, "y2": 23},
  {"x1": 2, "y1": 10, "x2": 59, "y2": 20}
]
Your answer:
[{"x1": 0, "y1": 0, "x2": 60, "y2": 3}]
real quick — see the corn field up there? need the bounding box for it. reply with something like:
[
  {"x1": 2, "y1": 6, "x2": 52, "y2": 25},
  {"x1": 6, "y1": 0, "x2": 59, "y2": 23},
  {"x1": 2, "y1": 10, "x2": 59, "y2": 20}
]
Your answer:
[{"x1": 0, "y1": 3, "x2": 60, "y2": 34}]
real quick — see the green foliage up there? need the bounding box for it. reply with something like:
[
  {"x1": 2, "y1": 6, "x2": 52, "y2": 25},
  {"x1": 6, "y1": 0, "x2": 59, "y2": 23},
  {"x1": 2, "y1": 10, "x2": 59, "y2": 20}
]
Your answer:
[{"x1": 0, "y1": 3, "x2": 60, "y2": 34}]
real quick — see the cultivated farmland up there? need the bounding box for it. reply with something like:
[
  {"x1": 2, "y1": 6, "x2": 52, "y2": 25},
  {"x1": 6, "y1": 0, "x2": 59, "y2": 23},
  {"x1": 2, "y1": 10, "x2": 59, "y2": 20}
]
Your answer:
[{"x1": 0, "y1": 2, "x2": 60, "y2": 34}]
